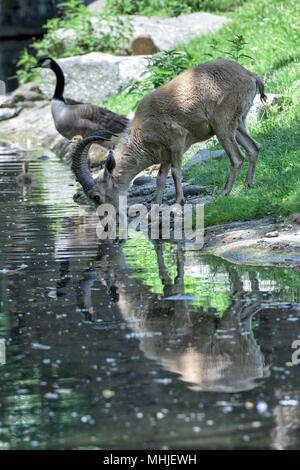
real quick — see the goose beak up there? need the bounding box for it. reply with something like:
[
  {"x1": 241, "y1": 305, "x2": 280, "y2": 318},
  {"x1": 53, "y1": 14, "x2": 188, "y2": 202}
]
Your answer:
[{"x1": 31, "y1": 64, "x2": 39, "y2": 69}]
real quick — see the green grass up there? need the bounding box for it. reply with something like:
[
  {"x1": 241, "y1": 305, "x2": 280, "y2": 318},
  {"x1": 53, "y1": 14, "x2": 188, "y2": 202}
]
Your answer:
[
  {"x1": 105, "y1": 0, "x2": 300, "y2": 227},
  {"x1": 182, "y1": 0, "x2": 300, "y2": 225},
  {"x1": 105, "y1": 0, "x2": 243, "y2": 17}
]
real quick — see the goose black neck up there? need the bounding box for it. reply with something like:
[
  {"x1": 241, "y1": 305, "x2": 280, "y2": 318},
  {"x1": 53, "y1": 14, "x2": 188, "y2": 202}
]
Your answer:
[{"x1": 51, "y1": 60, "x2": 65, "y2": 102}]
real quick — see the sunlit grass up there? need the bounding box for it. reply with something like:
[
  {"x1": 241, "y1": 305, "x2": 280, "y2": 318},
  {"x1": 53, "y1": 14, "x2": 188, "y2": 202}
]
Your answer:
[{"x1": 105, "y1": 0, "x2": 300, "y2": 226}]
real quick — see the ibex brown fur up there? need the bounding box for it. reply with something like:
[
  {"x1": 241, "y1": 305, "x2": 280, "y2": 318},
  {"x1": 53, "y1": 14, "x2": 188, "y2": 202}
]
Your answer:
[{"x1": 73, "y1": 59, "x2": 266, "y2": 208}]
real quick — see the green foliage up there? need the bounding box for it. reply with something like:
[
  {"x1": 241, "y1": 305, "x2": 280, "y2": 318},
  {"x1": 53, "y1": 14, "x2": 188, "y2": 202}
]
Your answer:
[
  {"x1": 17, "y1": 0, "x2": 133, "y2": 84},
  {"x1": 206, "y1": 34, "x2": 253, "y2": 63},
  {"x1": 176, "y1": 0, "x2": 300, "y2": 225},
  {"x1": 127, "y1": 49, "x2": 193, "y2": 97},
  {"x1": 15, "y1": 48, "x2": 39, "y2": 87},
  {"x1": 105, "y1": 0, "x2": 243, "y2": 17}
]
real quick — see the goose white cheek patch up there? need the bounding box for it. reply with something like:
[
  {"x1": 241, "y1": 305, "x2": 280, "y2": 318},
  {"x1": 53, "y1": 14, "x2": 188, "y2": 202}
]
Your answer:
[{"x1": 43, "y1": 59, "x2": 51, "y2": 68}]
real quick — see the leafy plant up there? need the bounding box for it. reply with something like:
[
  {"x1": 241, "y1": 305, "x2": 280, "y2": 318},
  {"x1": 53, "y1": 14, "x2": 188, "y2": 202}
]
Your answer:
[
  {"x1": 105, "y1": 0, "x2": 243, "y2": 16},
  {"x1": 206, "y1": 34, "x2": 254, "y2": 63},
  {"x1": 15, "y1": 48, "x2": 39, "y2": 86},
  {"x1": 17, "y1": 0, "x2": 133, "y2": 84},
  {"x1": 127, "y1": 49, "x2": 193, "y2": 96}
]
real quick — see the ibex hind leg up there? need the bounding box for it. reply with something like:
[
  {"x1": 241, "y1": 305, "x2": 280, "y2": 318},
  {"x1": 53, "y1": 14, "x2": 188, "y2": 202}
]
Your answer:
[
  {"x1": 237, "y1": 118, "x2": 260, "y2": 187},
  {"x1": 155, "y1": 163, "x2": 170, "y2": 204},
  {"x1": 170, "y1": 150, "x2": 184, "y2": 205},
  {"x1": 214, "y1": 126, "x2": 245, "y2": 196},
  {"x1": 239, "y1": 116, "x2": 260, "y2": 151}
]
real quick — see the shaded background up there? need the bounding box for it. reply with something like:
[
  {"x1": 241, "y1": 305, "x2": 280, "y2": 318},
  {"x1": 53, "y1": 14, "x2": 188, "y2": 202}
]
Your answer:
[{"x1": 0, "y1": 0, "x2": 94, "y2": 91}]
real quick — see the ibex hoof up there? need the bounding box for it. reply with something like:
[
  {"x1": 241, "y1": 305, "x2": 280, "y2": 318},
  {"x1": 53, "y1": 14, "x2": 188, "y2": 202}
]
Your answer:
[{"x1": 176, "y1": 198, "x2": 185, "y2": 206}]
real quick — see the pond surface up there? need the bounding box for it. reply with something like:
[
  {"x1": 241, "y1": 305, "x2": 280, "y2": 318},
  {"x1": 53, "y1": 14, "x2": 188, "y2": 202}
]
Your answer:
[{"x1": 0, "y1": 140, "x2": 300, "y2": 450}]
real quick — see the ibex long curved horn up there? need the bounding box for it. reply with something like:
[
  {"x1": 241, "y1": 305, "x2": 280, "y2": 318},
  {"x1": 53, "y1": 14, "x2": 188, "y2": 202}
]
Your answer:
[{"x1": 71, "y1": 135, "x2": 109, "y2": 192}]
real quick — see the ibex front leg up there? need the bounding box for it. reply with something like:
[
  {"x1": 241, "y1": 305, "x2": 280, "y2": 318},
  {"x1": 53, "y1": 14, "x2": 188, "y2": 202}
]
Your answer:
[
  {"x1": 155, "y1": 163, "x2": 170, "y2": 204},
  {"x1": 171, "y1": 150, "x2": 184, "y2": 205}
]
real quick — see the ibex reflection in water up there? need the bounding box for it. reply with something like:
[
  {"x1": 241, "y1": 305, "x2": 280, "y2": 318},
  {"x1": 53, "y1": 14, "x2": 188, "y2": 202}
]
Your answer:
[{"x1": 55, "y1": 220, "x2": 270, "y2": 392}]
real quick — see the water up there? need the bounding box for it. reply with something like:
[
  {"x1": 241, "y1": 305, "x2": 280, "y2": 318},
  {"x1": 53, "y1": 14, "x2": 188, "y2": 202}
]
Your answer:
[
  {"x1": 0, "y1": 140, "x2": 300, "y2": 450},
  {"x1": 0, "y1": 38, "x2": 34, "y2": 92}
]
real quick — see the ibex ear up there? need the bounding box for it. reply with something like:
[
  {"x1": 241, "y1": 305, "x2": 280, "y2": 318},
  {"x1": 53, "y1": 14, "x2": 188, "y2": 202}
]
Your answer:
[{"x1": 104, "y1": 150, "x2": 116, "y2": 182}]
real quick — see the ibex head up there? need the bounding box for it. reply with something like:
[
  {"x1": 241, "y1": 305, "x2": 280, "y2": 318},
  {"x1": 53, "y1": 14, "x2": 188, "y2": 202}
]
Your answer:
[{"x1": 71, "y1": 135, "x2": 120, "y2": 209}]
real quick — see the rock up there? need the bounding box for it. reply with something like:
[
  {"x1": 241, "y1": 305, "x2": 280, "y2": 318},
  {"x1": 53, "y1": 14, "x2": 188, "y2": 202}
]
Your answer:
[
  {"x1": 52, "y1": 28, "x2": 78, "y2": 55},
  {"x1": 0, "y1": 96, "x2": 14, "y2": 108},
  {"x1": 87, "y1": 0, "x2": 106, "y2": 14},
  {"x1": 247, "y1": 94, "x2": 284, "y2": 123},
  {"x1": 0, "y1": 105, "x2": 23, "y2": 121},
  {"x1": 130, "y1": 35, "x2": 158, "y2": 55},
  {"x1": 148, "y1": 164, "x2": 161, "y2": 172},
  {"x1": 183, "y1": 184, "x2": 211, "y2": 197},
  {"x1": 127, "y1": 13, "x2": 230, "y2": 51},
  {"x1": 265, "y1": 231, "x2": 279, "y2": 238},
  {"x1": 128, "y1": 184, "x2": 156, "y2": 198},
  {"x1": 183, "y1": 149, "x2": 225, "y2": 176},
  {"x1": 40, "y1": 52, "x2": 148, "y2": 104},
  {"x1": 0, "y1": 102, "x2": 58, "y2": 142},
  {"x1": 11, "y1": 82, "x2": 44, "y2": 103},
  {"x1": 289, "y1": 213, "x2": 300, "y2": 225},
  {"x1": 165, "y1": 184, "x2": 211, "y2": 200},
  {"x1": 132, "y1": 175, "x2": 155, "y2": 186}
]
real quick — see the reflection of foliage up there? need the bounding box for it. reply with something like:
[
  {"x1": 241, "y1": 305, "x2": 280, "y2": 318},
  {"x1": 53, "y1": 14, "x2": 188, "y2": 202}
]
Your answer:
[
  {"x1": 123, "y1": 235, "x2": 300, "y2": 318},
  {"x1": 123, "y1": 235, "x2": 232, "y2": 316},
  {"x1": 123, "y1": 234, "x2": 176, "y2": 293}
]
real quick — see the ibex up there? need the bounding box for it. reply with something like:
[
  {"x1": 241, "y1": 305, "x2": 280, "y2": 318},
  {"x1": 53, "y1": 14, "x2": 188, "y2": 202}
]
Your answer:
[{"x1": 72, "y1": 59, "x2": 266, "y2": 209}]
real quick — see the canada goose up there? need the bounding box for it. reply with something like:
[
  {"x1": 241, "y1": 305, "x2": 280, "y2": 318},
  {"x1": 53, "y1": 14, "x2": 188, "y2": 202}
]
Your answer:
[
  {"x1": 31, "y1": 57, "x2": 129, "y2": 145},
  {"x1": 71, "y1": 134, "x2": 107, "y2": 168},
  {"x1": 16, "y1": 161, "x2": 38, "y2": 187}
]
